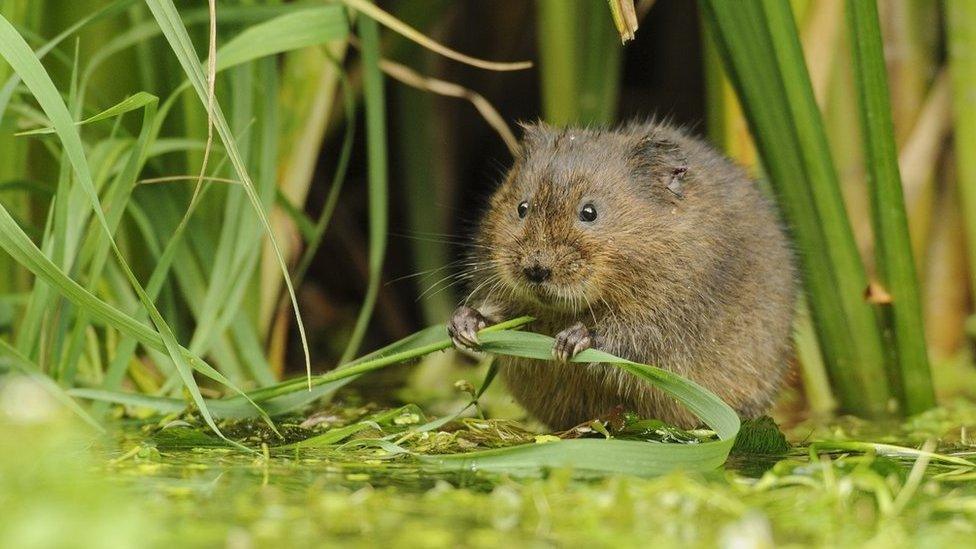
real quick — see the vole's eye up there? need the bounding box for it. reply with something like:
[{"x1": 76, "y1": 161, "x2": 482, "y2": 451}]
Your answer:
[
  {"x1": 579, "y1": 203, "x2": 597, "y2": 222},
  {"x1": 517, "y1": 201, "x2": 529, "y2": 219}
]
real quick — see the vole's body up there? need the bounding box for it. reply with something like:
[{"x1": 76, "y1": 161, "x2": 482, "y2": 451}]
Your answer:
[{"x1": 449, "y1": 121, "x2": 796, "y2": 429}]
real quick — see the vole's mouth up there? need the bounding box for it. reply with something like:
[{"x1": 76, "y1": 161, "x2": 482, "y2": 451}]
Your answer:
[{"x1": 514, "y1": 280, "x2": 587, "y2": 312}]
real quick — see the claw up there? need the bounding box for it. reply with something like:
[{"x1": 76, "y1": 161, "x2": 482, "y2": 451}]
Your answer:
[
  {"x1": 551, "y1": 322, "x2": 592, "y2": 363},
  {"x1": 448, "y1": 306, "x2": 487, "y2": 351}
]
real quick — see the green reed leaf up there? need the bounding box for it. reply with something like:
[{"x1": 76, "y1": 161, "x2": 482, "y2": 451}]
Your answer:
[{"x1": 845, "y1": 0, "x2": 934, "y2": 414}]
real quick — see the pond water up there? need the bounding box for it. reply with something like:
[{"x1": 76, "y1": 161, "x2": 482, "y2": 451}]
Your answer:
[{"x1": 3, "y1": 377, "x2": 976, "y2": 548}]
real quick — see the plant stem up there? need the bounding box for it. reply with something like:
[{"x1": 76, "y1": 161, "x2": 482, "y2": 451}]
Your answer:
[
  {"x1": 340, "y1": 13, "x2": 389, "y2": 363},
  {"x1": 846, "y1": 0, "x2": 934, "y2": 414},
  {"x1": 947, "y1": 0, "x2": 976, "y2": 317},
  {"x1": 536, "y1": 0, "x2": 580, "y2": 125},
  {"x1": 700, "y1": 0, "x2": 892, "y2": 416}
]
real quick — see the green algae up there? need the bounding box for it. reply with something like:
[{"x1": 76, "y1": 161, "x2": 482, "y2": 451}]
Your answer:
[{"x1": 5, "y1": 376, "x2": 976, "y2": 548}]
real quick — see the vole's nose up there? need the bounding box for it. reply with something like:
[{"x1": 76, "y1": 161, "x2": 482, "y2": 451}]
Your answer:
[{"x1": 522, "y1": 263, "x2": 551, "y2": 284}]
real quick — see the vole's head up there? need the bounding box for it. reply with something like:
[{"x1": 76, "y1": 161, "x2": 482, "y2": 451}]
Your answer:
[{"x1": 476, "y1": 122, "x2": 693, "y2": 312}]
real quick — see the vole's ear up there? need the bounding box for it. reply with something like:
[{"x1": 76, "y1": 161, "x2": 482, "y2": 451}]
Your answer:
[
  {"x1": 516, "y1": 120, "x2": 554, "y2": 157},
  {"x1": 629, "y1": 134, "x2": 689, "y2": 199}
]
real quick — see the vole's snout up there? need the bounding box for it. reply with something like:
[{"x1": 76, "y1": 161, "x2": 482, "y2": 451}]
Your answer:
[{"x1": 522, "y1": 263, "x2": 551, "y2": 284}]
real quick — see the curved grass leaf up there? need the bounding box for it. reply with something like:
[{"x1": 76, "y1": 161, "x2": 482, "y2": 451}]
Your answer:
[
  {"x1": 339, "y1": 0, "x2": 532, "y2": 71},
  {"x1": 214, "y1": 6, "x2": 347, "y2": 72},
  {"x1": 73, "y1": 317, "x2": 740, "y2": 476},
  {"x1": 16, "y1": 91, "x2": 156, "y2": 135},
  {"x1": 419, "y1": 331, "x2": 738, "y2": 475}
]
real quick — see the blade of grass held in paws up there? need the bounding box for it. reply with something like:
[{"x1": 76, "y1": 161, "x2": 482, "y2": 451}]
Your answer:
[
  {"x1": 845, "y1": 0, "x2": 934, "y2": 413},
  {"x1": 341, "y1": 328, "x2": 737, "y2": 475},
  {"x1": 70, "y1": 318, "x2": 740, "y2": 475},
  {"x1": 252, "y1": 320, "x2": 737, "y2": 475}
]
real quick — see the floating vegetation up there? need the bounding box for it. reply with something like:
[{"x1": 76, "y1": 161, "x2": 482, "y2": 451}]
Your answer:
[
  {"x1": 1, "y1": 0, "x2": 975, "y2": 546},
  {"x1": 8, "y1": 381, "x2": 976, "y2": 547}
]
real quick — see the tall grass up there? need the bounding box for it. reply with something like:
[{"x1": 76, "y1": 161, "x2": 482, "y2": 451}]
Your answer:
[
  {"x1": 700, "y1": 0, "x2": 895, "y2": 416},
  {"x1": 536, "y1": 0, "x2": 623, "y2": 125},
  {"x1": 0, "y1": 2, "x2": 354, "y2": 431},
  {"x1": 845, "y1": 0, "x2": 934, "y2": 413},
  {"x1": 339, "y1": 12, "x2": 386, "y2": 364},
  {"x1": 947, "y1": 0, "x2": 976, "y2": 308},
  {"x1": 0, "y1": 0, "x2": 539, "y2": 431},
  {"x1": 0, "y1": 0, "x2": 965, "y2": 450}
]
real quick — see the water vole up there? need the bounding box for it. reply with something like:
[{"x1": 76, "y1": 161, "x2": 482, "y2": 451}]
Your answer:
[{"x1": 448, "y1": 120, "x2": 796, "y2": 429}]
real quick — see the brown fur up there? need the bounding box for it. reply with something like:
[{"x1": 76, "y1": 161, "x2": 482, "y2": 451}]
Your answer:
[{"x1": 461, "y1": 121, "x2": 797, "y2": 429}]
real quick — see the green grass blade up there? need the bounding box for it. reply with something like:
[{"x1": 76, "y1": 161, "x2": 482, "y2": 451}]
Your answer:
[
  {"x1": 72, "y1": 317, "x2": 740, "y2": 474},
  {"x1": 339, "y1": 14, "x2": 387, "y2": 364},
  {"x1": 947, "y1": 0, "x2": 976, "y2": 309},
  {"x1": 699, "y1": 0, "x2": 892, "y2": 415},
  {"x1": 214, "y1": 6, "x2": 347, "y2": 72},
  {"x1": 144, "y1": 0, "x2": 313, "y2": 387},
  {"x1": 845, "y1": 0, "x2": 934, "y2": 414},
  {"x1": 16, "y1": 91, "x2": 156, "y2": 135},
  {"x1": 346, "y1": 328, "x2": 737, "y2": 475},
  {"x1": 537, "y1": 0, "x2": 622, "y2": 125},
  {"x1": 0, "y1": 15, "x2": 245, "y2": 441},
  {"x1": 758, "y1": 0, "x2": 892, "y2": 409}
]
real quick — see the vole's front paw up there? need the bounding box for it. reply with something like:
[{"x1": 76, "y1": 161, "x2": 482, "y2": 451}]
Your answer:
[
  {"x1": 448, "y1": 306, "x2": 487, "y2": 350},
  {"x1": 552, "y1": 322, "x2": 592, "y2": 363}
]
